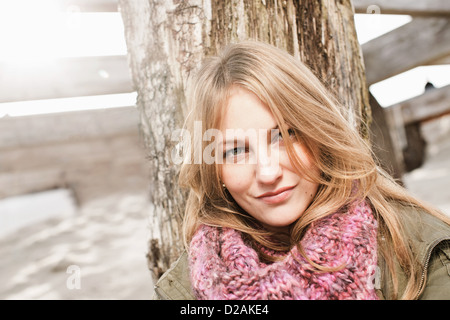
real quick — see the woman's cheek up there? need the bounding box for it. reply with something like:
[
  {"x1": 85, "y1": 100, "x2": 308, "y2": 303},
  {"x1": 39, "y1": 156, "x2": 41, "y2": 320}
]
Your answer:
[
  {"x1": 221, "y1": 164, "x2": 253, "y2": 193},
  {"x1": 290, "y1": 143, "x2": 316, "y2": 170}
]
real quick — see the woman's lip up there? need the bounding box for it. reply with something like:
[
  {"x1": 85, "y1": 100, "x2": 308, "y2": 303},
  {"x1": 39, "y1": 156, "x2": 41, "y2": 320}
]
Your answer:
[{"x1": 256, "y1": 186, "x2": 295, "y2": 205}]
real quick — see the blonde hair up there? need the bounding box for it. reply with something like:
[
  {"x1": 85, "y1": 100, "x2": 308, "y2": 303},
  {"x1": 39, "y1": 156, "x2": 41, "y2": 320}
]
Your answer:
[{"x1": 179, "y1": 40, "x2": 449, "y2": 299}]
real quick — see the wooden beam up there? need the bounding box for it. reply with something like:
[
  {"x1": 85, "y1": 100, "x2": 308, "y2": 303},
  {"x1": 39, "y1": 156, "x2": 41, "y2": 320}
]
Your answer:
[
  {"x1": 391, "y1": 84, "x2": 450, "y2": 125},
  {"x1": 61, "y1": 0, "x2": 118, "y2": 12},
  {"x1": 0, "y1": 55, "x2": 133, "y2": 103},
  {"x1": 369, "y1": 93, "x2": 404, "y2": 181},
  {"x1": 424, "y1": 54, "x2": 450, "y2": 65},
  {"x1": 352, "y1": 0, "x2": 450, "y2": 17},
  {"x1": 0, "y1": 106, "x2": 139, "y2": 149},
  {"x1": 382, "y1": 85, "x2": 450, "y2": 173},
  {"x1": 362, "y1": 17, "x2": 450, "y2": 85}
]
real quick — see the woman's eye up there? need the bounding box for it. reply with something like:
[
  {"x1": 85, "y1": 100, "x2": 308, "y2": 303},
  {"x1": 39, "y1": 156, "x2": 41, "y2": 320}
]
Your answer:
[
  {"x1": 272, "y1": 128, "x2": 295, "y2": 143},
  {"x1": 287, "y1": 128, "x2": 296, "y2": 137},
  {"x1": 224, "y1": 147, "x2": 246, "y2": 159}
]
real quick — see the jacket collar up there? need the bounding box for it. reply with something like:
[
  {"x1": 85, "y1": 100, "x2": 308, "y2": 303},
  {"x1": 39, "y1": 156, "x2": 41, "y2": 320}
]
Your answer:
[
  {"x1": 153, "y1": 251, "x2": 195, "y2": 300},
  {"x1": 379, "y1": 202, "x2": 450, "y2": 299}
]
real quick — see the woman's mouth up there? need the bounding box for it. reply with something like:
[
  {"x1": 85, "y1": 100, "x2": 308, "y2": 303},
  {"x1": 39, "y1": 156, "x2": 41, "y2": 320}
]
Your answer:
[{"x1": 256, "y1": 185, "x2": 295, "y2": 205}]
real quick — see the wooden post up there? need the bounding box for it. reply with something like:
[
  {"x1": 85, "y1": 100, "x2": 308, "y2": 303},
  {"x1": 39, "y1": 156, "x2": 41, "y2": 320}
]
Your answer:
[{"x1": 369, "y1": 93, "x2": 405, "y2": 182}]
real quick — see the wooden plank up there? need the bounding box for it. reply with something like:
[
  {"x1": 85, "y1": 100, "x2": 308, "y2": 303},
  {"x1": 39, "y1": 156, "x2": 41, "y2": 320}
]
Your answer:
[
  {"x1": 424, "y1": 54, "x2": 450, "y2": 65},
  {"x1": 61, "y1": 0, "x2": 118, "y2": 12},
  {"x1": 352, "y1": 0, "x2": 450, "y2": 17},
  {"x1": 369, "y1": 93, "x2": 404, "y2": 181},
  {"x1": 392, "y1": 84, "x2": 450, "y2": 125},
  {"x1": 0, "y1": 106, "x2": 139, "y2": 148},
  {"x1": 362, "y1": 17, "x2": 450, "y2": 85},
  {"x1": 0, "y1": 55, "x2": 133, "y2": 102}
]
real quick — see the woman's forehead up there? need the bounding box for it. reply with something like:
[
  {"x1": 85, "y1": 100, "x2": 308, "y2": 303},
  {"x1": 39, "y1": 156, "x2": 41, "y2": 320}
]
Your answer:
[{"x1": 220, "y1": 86, "x2": 277, "y2": 131}]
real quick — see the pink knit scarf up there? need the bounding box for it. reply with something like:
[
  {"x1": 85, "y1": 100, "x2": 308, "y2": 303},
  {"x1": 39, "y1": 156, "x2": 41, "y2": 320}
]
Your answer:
[{"x1": 189, "y1": 199, "x2": 379, "y2": 300}]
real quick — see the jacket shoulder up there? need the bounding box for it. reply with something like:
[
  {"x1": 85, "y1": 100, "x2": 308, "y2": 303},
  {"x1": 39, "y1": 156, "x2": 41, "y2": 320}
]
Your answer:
[
  {"x1": 420, "y1": 241, "x2": 450, "y2": 299},
  {"x1": 152, "y1": 251, "x2": 195, "y2": 300},
  {"x1": 382, "y1": 201, "x2": 450, "y2": 299}
]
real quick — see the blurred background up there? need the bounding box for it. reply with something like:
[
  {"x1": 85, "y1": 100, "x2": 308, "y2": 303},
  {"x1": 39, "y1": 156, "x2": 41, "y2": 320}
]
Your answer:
[{"x1": 0, "y1": 0, "x2": 449, "y2": 299}]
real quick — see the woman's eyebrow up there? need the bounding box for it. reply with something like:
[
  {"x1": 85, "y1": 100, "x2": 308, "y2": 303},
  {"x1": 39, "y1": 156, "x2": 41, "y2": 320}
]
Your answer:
[
  {"x1": 219, "y1": 124, "x2": 280, "y2": 146},
  {"x1": 221, "y1": 137, "x2": 247, "y2": 147}
]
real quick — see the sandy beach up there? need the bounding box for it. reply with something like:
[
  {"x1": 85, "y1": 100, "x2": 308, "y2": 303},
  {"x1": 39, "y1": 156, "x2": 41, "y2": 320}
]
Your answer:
[{"x1": 0, "y1": 192, "x2": 155, "y2": 299}]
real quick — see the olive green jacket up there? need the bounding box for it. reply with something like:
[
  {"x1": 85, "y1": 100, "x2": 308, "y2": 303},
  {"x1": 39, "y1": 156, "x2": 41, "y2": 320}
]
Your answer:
[{"x1": 152, "y1": 204, "x2": 450, "y2": 300}]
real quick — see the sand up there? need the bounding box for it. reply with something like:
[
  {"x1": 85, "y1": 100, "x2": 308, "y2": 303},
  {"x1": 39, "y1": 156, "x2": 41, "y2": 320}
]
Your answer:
[{"x1": 0, "y1": 192, "x2": 155, "y2": 299}]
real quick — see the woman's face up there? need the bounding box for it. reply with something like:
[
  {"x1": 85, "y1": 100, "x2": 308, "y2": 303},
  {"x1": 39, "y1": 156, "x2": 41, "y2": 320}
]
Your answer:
[{"x1": 220, "y1": 86, "x2": 320, "y2": 233}]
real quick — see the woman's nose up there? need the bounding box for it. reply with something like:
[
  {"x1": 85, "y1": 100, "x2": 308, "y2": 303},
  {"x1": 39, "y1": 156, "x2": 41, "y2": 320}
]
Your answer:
[{"x1": 255, "y1": 146, "x2": 282, "y2": 184}]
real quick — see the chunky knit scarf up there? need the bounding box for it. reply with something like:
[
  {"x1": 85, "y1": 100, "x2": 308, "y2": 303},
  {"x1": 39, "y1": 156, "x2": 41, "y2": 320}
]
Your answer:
[{"x1": 189, "y1": 199, "x2": 379, "y2": 300}]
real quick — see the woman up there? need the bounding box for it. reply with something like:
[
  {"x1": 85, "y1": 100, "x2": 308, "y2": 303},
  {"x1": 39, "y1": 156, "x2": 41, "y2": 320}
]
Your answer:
[{"x1": 153, "y1": 40, "x2": 450, "y2": 300}]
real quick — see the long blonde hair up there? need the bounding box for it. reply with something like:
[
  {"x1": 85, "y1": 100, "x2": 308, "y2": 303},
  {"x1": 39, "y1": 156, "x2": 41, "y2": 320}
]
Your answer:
[{"x1": 179, "y1": 40, "x2": 449, "y2": 300}]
